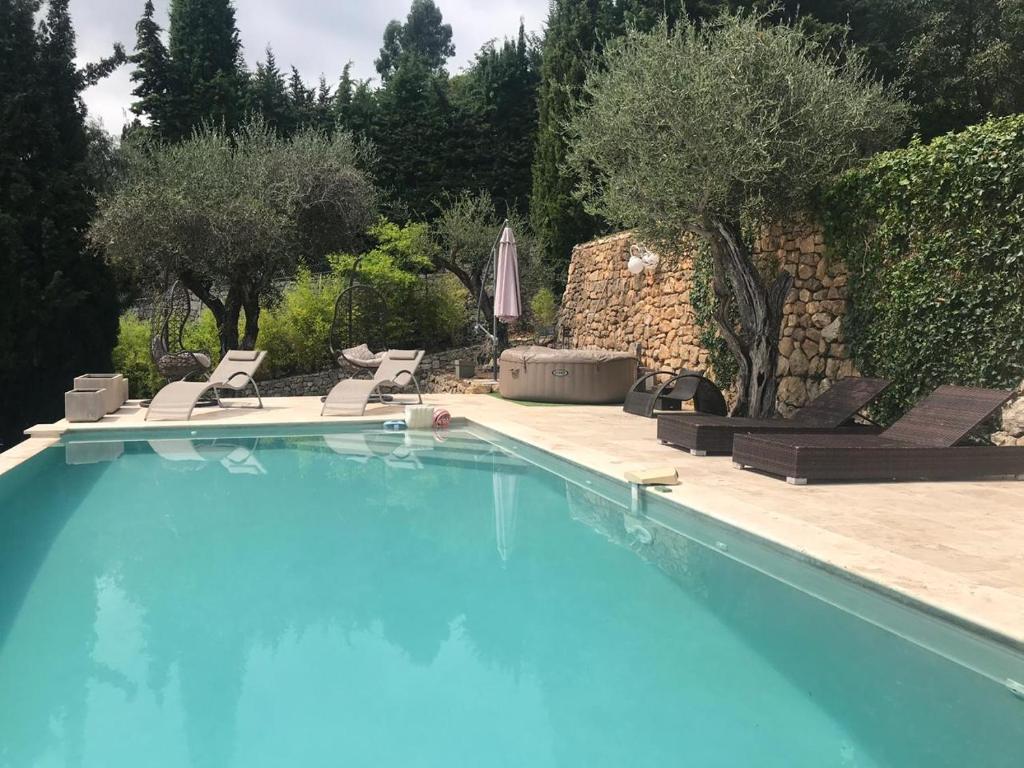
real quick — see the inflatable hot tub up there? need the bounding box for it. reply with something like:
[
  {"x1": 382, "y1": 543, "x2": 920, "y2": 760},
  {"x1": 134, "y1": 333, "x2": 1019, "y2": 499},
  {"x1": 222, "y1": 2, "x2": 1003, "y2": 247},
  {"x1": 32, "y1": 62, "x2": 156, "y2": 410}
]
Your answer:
[{"x1": 498, "y1": 346, "x2": 638, "y2": 404}]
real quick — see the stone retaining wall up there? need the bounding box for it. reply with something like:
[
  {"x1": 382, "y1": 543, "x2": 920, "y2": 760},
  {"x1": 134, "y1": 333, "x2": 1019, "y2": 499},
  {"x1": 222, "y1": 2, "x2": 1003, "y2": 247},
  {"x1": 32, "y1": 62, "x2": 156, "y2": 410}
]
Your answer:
[
  {"x1": 257, "y1": 345, "x2": 486, "y2": 397},
  {"x1": 558, "y1": 232, "x2": 708, "y2": 374},
  {"x1": 558, "y1": 226, "x2": 856, "y2": 413},
  {"x1": 758, "y1": 221, "x2": 855, "y2": 415}
]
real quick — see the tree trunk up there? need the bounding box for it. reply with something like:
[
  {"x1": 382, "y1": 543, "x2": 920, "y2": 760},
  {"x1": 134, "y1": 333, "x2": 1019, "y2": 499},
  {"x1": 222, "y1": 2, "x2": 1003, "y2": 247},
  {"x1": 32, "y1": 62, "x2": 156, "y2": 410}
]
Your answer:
[
  {"x1": 220, "y1": 287, "x2": 243, "y2": 356},
  {"x1": 241, "y1": 292, "x2": 260, "y2": 350},
  {"x1": 436, "y1": 254, "x2": 508, "y2": 347},
  {"x1": 178, "y1": 271, "x2": 229, "y2": 355},
  {"x1": 704, "y1": 218, "x2": 792, "y2": 419}
]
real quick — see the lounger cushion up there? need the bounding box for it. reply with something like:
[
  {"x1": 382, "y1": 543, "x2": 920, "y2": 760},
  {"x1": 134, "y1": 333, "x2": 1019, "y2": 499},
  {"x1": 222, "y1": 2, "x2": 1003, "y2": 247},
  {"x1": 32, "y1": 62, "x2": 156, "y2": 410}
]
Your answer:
[
  {"x1": 388, "y1": 349, "x2": 420, "y2": 360},
  {"x1": 225, "y1": 350, "x2": 260, "y2": 361}
]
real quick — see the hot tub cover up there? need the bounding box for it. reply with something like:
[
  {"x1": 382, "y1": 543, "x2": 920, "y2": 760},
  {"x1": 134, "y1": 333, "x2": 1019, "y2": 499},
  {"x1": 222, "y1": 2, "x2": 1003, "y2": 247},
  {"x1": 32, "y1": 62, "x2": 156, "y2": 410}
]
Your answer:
[
  {"x1": 498, "y1": 346, "x2": 638, "y2": 404},
  {"x1": 499, "y1": 346, "x2": 637, "y2": 364}
]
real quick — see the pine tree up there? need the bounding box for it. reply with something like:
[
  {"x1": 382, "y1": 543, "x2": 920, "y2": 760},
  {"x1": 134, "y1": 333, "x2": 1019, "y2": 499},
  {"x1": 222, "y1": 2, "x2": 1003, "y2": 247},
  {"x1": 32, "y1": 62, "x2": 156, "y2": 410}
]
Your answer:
[
  {"x1": 128, "y1": 0, "x2": 172, "y2": 136},
  {"x1": 530, "y1": 0, "x2": 617, "y2": 284},
  {"x1": 0, "y1": 0, "x2": 119, "y2": 449},
  {"x1": 167, "y1": 0, "x2": 246, "y2": 138},
  {"x1": 249, "y1": 47, "x2": 291, "y2": 134}
]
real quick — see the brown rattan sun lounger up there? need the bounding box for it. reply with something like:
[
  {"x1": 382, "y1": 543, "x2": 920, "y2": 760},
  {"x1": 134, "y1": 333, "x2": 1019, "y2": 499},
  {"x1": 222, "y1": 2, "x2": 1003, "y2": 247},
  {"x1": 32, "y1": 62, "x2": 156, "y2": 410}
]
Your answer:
[
  {"x1": 146, "y1": 350, "x2": 266, "y2": 421},
  {"x1": 732, "y1": 385, "x2": 1024, "y2": 484},
  {"x1": 657, "y1": 376, "x2": 890, "y2": 455}
]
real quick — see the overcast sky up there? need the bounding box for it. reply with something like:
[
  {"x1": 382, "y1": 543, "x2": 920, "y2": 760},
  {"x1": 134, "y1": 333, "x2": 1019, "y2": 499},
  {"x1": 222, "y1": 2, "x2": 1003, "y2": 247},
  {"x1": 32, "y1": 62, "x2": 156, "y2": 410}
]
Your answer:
[{"x1": 75, "y1": 0, "x2": 550, "y2": 134}]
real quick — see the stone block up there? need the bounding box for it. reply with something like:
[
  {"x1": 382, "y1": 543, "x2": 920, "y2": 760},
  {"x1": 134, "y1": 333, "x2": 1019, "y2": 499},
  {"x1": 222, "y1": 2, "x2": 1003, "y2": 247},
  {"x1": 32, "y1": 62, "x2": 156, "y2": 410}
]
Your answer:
[
  {"x1": 820, "y1": 317, "x2": 842, "y2": 343},
  {"x1": 811, "y1": 312, "x2": 832, "y2": 329},
  {"x1": 789, "y1": 348, "x2": 809, "y2": 375},
  {"x1": 778, "y1": 377, "x2": 808, "y2": 407},
  {"x1": 1002, "y1": 395, "x2": 1024, "y2": 437}
]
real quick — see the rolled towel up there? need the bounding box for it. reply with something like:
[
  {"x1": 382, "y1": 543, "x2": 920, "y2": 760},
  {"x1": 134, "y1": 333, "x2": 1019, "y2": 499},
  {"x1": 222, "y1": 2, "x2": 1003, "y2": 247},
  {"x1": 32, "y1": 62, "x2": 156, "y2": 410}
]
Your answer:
[{"x1": 433, "y1": 408, "x2": 451, "y2": 428}]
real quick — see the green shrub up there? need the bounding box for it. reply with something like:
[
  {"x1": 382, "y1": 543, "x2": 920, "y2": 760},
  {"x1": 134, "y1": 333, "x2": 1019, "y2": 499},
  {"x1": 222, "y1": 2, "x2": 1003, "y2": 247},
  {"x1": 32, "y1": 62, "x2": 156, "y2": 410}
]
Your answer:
[
  {"x1": 258, "y1": 269, "x2": 339, "y2": 379},
  {"x1": 258, "y1": 220, "x2": 473, "y2": 379},
  {"x1": 112, "y1": 310, "x2": 223, "y2": 398},
  {"x1": 824, "y1": 114, "x2": 1024, "y2": 421},
  {"x1": 529, "y1": 287, "x2": 559, "y2": 330},
  {"x1": 112, "y1": 313, "x2": 163, "y2": 399}
]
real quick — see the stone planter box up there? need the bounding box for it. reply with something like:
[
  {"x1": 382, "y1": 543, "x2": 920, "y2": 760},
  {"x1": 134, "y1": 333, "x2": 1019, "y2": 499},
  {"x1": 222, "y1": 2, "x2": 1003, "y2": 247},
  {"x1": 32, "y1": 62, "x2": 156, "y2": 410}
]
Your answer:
[
  {"x1": 65, "y1": 389, "x2": 108, "y2": 423},
  {"x1": 74, "y1": 373, "x2": 127, "y2": 413},
  {"x1": 454, "y1": 360, "x2": 476, "y2": 379}
]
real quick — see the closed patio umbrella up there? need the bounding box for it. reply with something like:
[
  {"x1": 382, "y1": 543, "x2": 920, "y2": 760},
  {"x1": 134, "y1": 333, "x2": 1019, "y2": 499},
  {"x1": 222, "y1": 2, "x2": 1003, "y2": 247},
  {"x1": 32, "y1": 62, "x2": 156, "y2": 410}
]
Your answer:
[
  {"x1": 493, "y1": 226, "x2": 521, "y2": 323},
  {"x1": 489, "y1": 225, "x2": 521, "y2": 375}
]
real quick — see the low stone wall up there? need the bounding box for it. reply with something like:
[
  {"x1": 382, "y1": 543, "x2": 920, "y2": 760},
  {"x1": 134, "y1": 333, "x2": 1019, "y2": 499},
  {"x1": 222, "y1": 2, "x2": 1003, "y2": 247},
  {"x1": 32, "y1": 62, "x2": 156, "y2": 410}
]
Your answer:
[
  {"x1": 558, "y1": 226, "x2": 856, "y2": 413},
  {"x1": 257, "y1": 345, "x2": 486, "y2": 397}
]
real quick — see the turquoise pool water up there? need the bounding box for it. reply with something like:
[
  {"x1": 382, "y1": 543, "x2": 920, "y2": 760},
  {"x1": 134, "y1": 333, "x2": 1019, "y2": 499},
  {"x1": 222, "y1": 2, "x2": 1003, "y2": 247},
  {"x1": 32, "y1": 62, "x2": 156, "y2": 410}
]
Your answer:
[{"x1": 0, "y1": 425, "x2": 1022, "y2": 767}]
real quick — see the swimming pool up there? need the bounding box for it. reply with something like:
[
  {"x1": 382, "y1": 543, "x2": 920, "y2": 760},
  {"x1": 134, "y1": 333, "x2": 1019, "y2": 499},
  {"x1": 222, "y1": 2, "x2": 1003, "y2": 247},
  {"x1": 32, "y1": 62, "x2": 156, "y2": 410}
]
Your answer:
[{"x1": 1, "y1": 424, "x2": 1021, "y2": 767}]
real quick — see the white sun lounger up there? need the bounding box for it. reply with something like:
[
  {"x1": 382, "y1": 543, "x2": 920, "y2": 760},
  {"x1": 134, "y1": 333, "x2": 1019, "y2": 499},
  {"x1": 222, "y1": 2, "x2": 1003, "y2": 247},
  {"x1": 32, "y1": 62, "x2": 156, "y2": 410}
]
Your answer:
[
  {"x1": 146, "y1": 350, "x2": 266, "y2": 421},
  {"x1": 322, "y1": 349, "x2": 424, "y2": 416}
]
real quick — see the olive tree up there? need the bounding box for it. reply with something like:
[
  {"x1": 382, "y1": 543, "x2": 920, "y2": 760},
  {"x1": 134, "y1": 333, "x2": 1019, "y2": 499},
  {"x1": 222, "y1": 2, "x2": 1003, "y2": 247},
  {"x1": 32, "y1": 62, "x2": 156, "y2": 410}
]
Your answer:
[
  {"x1": 91, "y1": 119, "x2": 377, "y2": 353},
  {"x1": 568, "y1": 14, "x2": 908, "y2": 416},
  {"x1": 431, "y1": 191, "x2": 543, "y2": 347}
]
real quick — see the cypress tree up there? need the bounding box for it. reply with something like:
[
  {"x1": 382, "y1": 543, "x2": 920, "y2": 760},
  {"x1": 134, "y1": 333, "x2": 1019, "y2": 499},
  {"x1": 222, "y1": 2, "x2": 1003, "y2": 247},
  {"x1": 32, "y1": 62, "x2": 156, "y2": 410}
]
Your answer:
[
  {"x1": 0, "y1": 0, "x2": 119, "y2": 449},
  {"x1": 455, "y1": 23, "x2": 541, "y2": 216},
  {"x1": 128, "y1": 0, "x2": 172, "y2": 137},
  {"x1": 371, "y1": 0, "x2": 457, "y2": 217},
  {"x1": 334, "y1": 65, "x2": 377, "y2": 140},
  {"x1": 314, "y1": 76, "x2": 335, "y2": 134},
  {"x1": 530, "y1": 0, "x2": 616, "y2": 284},
  {"x1": 167, "y1": 0, "x2": 246, "y2": 138},
  {"x1": 618, "y1": 0, "x2": 684, "y2": 30},
  {"x1": 249, "y1": 47, "x2": 292, "y2": 135},
  {"x1": 287, "y1": 66, "x2": 314, "y2": 129}
]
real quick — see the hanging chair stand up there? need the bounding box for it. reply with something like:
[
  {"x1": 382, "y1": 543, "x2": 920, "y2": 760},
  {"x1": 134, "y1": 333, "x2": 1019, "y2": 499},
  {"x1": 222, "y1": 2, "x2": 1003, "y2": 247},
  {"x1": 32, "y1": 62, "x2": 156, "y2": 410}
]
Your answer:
[{"x1": 328, "y1": 256, "x2": 395, "y2": 400}]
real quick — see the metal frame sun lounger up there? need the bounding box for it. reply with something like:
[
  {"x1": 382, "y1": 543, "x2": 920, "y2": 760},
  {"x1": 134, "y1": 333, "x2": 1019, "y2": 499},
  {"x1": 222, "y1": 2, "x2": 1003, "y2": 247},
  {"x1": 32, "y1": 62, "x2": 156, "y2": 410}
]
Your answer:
[
  {"x1": 732, "y1": 385, "x2": 1024, "y2": 484},
  {"x1": 145, "y1": 350, "x2": 266, "y2": 421},
  {"x1": 657, "y1": 376, "x2": 890, "y2": 455},
  {"x1": 322, "y1": 349, "x2": 424, "y2": 417}
]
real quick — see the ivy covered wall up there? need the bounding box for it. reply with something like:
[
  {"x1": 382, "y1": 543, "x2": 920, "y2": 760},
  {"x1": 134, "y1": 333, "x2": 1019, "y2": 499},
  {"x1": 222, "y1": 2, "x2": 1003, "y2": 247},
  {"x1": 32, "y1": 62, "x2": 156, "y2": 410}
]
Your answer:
[{"x1": 823, "y1": 114, "x2": 1024, "y2": 422}]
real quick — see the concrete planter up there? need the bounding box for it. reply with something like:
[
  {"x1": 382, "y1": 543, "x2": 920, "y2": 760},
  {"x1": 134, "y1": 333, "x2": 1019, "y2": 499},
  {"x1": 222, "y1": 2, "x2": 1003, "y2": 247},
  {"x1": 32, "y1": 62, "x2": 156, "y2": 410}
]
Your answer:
[
  {"x1": 65, "y1": 389, "x2": 107, "y2": 423},
  {"x1": 74, "y1": 373, "x2": 127, "y2": 413},
  {"x1": 454, "y1": 360, "x2": 476, "y2": 379}
]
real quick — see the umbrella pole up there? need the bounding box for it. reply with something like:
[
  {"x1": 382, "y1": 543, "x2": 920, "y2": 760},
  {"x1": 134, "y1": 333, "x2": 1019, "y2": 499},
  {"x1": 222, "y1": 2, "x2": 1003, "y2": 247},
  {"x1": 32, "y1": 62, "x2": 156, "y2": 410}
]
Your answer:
[{"x1": 490, "y1": 219, "x2": 509, "y2": 379}]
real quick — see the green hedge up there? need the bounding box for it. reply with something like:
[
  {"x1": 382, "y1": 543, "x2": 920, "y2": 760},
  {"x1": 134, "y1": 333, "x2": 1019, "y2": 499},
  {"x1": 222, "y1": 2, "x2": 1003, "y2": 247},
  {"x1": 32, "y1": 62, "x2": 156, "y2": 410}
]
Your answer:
[{"x1": 824, "y1": 114, "x2": 1024, "y2": 422}]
